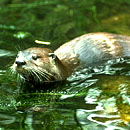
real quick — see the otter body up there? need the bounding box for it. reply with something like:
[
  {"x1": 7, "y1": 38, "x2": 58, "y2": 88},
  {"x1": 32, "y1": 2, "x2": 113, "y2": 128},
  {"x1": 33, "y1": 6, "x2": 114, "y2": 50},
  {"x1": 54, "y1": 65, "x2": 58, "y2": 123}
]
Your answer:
[
  {"x1": 12, "y1": 32, "x2": 130, "y2": 84},
  {"x1": 55, "y1": 32, "x2": 130, "y2": 75}
]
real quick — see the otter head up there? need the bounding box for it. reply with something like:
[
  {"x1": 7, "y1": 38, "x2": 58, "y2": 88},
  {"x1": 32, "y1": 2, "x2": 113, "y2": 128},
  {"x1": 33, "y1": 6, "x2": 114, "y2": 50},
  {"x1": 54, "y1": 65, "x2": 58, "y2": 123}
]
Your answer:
[{"x1": 12, "y1": 47, "x2": 67, "y2": 84}]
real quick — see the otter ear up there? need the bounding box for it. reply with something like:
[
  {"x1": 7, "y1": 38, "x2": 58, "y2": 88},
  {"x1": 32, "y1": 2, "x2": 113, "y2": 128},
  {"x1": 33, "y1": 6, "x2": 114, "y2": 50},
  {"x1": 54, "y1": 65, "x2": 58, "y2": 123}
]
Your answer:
[{"x1": 48, "y1": 53, "x2": 57, "y2": 60}]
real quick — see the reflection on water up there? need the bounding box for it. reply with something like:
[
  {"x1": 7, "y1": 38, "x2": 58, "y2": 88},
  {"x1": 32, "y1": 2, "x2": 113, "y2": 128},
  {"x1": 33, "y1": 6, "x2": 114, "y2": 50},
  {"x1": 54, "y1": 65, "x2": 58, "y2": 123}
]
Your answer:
[
  {"x1": 0, "y1": 54, "x2": 130, "y2": 129},
  {"x1": 0, "y1": 51, "x2": 130, "y2": 129},
  {"x1": 0, "y1": 41, "x2": 130, "y2": 130},
  {"x1": 0, "y1": 49, "x2": 15, "y2": 57},
  {"x1": 0, "y1": 0, "x2": 130, "y2": 129},
  {"x1": 0, "y1": 113, "x2": 16, "y2": 125}
]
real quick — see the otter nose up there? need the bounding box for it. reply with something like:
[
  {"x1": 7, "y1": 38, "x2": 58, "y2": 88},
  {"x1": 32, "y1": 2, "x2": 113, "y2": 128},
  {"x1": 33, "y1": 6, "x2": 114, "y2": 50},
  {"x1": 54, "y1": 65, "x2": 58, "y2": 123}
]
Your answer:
[{"x1": 15, "y1": 60, "x2": 26, "y2": 66}]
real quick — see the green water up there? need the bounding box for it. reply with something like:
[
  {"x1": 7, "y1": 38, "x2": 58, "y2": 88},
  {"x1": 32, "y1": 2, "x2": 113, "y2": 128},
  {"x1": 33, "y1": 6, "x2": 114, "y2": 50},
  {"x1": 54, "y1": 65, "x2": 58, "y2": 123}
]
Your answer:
[{"x1": 0, "y1": 0, "x2": 130, "y2": 130}]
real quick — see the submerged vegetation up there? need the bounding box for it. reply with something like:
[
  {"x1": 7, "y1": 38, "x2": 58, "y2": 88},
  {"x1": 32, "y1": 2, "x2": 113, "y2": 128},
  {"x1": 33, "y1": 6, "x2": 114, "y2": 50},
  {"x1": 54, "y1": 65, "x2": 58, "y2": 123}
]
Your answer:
[
  {"x1": 0, "y1": 0, "x2": 130, "y2": 129},
  {"x1": 0, "y1": 0, "x2": 130, "y2": 50}
]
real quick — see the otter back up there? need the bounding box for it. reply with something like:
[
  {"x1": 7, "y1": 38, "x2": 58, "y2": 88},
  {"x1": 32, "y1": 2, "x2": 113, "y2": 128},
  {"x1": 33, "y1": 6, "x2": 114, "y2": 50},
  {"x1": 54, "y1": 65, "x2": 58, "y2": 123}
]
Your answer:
[
  {"x1": 55, "y1": 32, "x2": 130, "y2": 74},
  {"x1": 13, "y1": 32, "x2": 130, "y2": 88}
]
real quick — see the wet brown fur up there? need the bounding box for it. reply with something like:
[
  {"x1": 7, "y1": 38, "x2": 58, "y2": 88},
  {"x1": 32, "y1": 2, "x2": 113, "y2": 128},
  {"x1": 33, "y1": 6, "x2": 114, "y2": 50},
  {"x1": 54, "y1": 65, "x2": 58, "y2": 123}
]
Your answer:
[{"x1": 13, "y1": 32, "x2": 130, "y2": 83}]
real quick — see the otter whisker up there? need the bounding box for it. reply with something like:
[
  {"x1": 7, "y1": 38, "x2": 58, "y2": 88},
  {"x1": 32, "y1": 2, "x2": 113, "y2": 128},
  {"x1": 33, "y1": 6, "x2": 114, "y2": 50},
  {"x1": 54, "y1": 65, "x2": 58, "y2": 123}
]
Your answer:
[
  {"x1": 9, "y1": 65, "x2": 16, "y2": 75},
  {"x1": 30, "y1": 69, "x2": 42, "y2": 82},
  {"x1": 38, "y1": 68, "x2": 54, "y2": 78},
  {"x1": 24, "y1": 64, "x2": 41, "y2": 82},
  {"x1": 30, "y1": 67, "x2": 47, "y2": 83},
  {"x1": 36, "y1": 68, "x2": 54, "y2": 80},
  {"x1": 15, "y1": 44, "x2": 22, "y2": 52},
  {"x1": 34, "y1": 68, "x2": 50, "y2": 81},
  {"x1": 22, "y1": 65, "x2": 44, "y2": 83},
  {"x1": 17, "y1": 73, "x2": 25, "y2": 83},
  {"x1": 36, "y1": 69, "x2": 51, "y2": 81},
  {"x1": 9, "y1": 65, "x2": 25, "y2": 84}
]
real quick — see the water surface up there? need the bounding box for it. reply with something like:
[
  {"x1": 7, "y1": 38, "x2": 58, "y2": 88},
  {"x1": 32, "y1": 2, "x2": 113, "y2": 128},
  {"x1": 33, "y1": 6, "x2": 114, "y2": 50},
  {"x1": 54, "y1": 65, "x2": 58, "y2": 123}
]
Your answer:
[{"x1": 0, "y1": 0, "x2": 130, "y2": 130}]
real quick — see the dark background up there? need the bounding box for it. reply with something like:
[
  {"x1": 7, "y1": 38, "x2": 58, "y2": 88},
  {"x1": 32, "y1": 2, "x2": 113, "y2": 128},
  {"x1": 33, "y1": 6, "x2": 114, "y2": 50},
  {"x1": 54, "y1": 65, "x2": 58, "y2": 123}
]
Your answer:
[
  {"x1": 0, "y1": 0, "x2": 130, "y2": 51},
  {"x1": 0, "y1": 1, "x2": 130, "y2": 129}
]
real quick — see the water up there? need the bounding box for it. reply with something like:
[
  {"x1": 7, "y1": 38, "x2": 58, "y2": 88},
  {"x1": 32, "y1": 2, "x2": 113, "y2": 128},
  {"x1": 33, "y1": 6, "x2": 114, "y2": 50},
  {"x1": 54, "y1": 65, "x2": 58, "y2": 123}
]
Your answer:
[
  {"x1": 0, "y1": 0, "x2": 130, "y2": 129},
  {"x1": 0, "y1": 53, "x2": 130, "y2": 129}
]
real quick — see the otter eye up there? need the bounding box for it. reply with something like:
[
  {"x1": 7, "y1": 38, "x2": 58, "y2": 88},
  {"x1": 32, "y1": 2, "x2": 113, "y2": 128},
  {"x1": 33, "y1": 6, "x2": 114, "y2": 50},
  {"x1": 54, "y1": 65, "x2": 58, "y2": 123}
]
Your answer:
[
  {"x1": 32, "y1": 55, "x2": 39, "y2": 60},
  {"x1": 48, "y1": 53, "x2": 56, "y2": 60}
]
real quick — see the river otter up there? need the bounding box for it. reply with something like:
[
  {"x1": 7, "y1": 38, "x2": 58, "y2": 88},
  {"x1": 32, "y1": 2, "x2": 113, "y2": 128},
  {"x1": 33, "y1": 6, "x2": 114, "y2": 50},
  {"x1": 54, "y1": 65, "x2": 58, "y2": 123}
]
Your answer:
[{"x1": 11, "y1": 32, "x2": 130, "y2": 85}]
